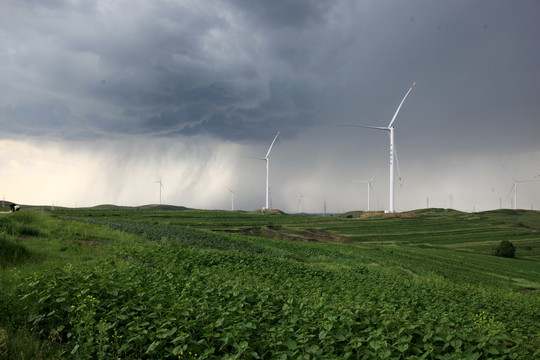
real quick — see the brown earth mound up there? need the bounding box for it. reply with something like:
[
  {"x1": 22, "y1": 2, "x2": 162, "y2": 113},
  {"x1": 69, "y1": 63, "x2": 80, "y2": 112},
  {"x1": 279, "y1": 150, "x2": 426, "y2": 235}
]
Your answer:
[
  {"x1": 217, "y1": 226, "x2": 350, "y2": 243},
  {"x1": 359, "y1": 212, "x2": 419, "y2": 218}
]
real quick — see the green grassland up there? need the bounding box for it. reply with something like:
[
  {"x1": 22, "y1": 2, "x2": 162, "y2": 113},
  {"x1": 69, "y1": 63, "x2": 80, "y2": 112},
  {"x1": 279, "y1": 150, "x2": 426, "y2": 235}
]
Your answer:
[{"x1": 1, "y1": 207, "x2": 539, "y2": 359}]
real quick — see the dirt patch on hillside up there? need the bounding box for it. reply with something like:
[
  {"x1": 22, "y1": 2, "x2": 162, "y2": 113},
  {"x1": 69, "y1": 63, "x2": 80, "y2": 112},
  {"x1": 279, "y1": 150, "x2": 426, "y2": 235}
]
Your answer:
[
  {"x1": 249, "y1": 209, "x2": 287, "y2": 215},
  {"x1": 78, "y1": 239, "x2": 105, "y2": 245},
  {"x1": 217, "y1": 226, "x2": 350, "y2": 243},
  {"x1": 359, "y1": 212, "x2": 420, "y2": 218}
]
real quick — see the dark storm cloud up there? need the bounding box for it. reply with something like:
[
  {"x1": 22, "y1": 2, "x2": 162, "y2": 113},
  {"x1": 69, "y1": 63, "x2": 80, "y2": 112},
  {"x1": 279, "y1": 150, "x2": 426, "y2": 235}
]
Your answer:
[
  {"x1": 0, "y1": 0, "x2": 353, "y2": 142},
  {"x1": 1, "y1": 0, "x2": 539, "y2": 152},
  {"x1": 2, "y1": 101, "x2": 74, "y2": 136},
  {"x1": 231, "y1": 0, "x2": 333, "y2": 28}
]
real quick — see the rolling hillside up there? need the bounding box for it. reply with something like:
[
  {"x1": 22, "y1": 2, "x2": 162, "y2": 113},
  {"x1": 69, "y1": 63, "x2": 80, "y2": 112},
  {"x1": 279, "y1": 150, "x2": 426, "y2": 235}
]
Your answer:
[{"x1": 1, "y1": 208, "x2": 539, "y2": 359}]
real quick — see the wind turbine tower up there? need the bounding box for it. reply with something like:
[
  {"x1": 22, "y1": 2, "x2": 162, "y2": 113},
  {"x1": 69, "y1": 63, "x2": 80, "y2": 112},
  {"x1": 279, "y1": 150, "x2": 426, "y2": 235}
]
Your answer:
[
  {"x1": 248, "y1": 131, "x2": 280, "y2": 209},
  {"x1": 156, "y1": 179, "x2": 164, "y2": 205},
  {"x1": 501, "y1": 163, "x2": 540, "y2": 210},
  {"x1": 338, "y1": 82, "x2": 416, "y2": 213},
  {"x1": 351, "y1": 168, "x2": 379, "y2": 211},
  {"x1": 297, "y1": 190, "x2": 306, "y2": 213},
  {"x1": 225, "y1": 186, "x2": 234, "y2": 211}
]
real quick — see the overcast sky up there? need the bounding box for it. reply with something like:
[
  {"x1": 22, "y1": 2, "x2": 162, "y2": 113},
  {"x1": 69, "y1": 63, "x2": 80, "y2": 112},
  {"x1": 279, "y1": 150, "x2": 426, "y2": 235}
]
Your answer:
[{"x1": 1, "y1": 0, "x2": 539, "y2": 213}]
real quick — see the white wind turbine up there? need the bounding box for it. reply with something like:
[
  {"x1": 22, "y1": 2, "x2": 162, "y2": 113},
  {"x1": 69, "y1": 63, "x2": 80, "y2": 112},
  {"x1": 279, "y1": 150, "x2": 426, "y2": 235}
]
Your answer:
[
  {"x1": 338, "y1": 82, "x2": 416, "y2": 213},
  {"x1": 225, "y1": 186, "x2": 234, "y2": 211},
  {"x1": 156, "y1": 179, "x2": 164, "y2": 205},
  {"x1": 246, "y1": 131, "x2": 280, "y2": 210},
  {"x1": 297, "y1": 189, "x2": 306, "y2": 213},
  {"x1": 351, "y1": 168, "x2": 379, "y2": 211},
  {"x1": 501, "y1": 163, "x2": 539, "y2": 210}
]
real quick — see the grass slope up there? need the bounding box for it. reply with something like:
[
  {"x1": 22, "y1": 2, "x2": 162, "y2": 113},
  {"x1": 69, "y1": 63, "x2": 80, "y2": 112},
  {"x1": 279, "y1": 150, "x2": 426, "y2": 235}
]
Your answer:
[{"x1": 0, "y1": 208, "x2": 539, "y2": 359}]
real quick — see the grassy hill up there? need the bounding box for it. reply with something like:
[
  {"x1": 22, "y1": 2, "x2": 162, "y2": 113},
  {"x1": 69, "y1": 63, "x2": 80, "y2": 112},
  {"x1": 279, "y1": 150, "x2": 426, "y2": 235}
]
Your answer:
[
  {"x1": 20, "y1": 203, "x2": 192, "y2": 211},
  {"x1": 1, "y1": 208, "x2": 539, "y2": 358}
]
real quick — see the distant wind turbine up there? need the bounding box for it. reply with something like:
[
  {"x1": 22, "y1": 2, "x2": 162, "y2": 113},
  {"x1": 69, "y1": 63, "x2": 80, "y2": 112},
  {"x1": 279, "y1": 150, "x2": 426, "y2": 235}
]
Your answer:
[
  {"x1": 297, "y1": 189, "x2": 306, "y2": 213},
  {"x1": 501, "y1": 163, "x2": 539, "y2": 210},
  {"x1": 351, "y1": 168, "x2": 379, "y2": 211},
  {"x1": 338, "y1": 82, "x2": 416, "y2": 213},
  {"x1": 246, "y1": 131, "x2": 280, "y2": 209},
  {"x1": 156, "y1": 179, "x2": 164, "y2": 205},
  {"x1": 225, "y1": 186, "x2": 234, "y2": 211}
]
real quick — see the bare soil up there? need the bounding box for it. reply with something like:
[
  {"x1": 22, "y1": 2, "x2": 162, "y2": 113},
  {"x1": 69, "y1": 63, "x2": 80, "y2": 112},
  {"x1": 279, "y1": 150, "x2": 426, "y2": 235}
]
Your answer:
[
  {"x1": 359, "y1": 212, "x2": 420, "y2": 218},
  {"x1": 217, "y1": 226, "x2": 350, "y2": 243}
]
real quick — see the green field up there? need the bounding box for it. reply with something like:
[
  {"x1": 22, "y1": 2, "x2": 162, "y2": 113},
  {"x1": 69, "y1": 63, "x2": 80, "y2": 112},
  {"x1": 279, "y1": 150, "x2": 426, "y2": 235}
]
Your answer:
[{"x1": 1, "y1": 207, "x2": 539, "y2": 359}]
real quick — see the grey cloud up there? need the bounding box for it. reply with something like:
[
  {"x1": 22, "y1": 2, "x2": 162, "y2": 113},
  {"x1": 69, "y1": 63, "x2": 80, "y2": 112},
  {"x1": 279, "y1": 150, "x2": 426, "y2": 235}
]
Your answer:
[
  {"x1": 231, "y1": 0, "x2": 333, "y2": 29},
  {"x1": 0, "y1": 0, "x2": 351, "y2": 142},
  {"x1": 0, "y1": 0, "x2": 539, "y2": 154},
  {"x1": 2, "y1": 101, "x2": 73, "y2": 136}
]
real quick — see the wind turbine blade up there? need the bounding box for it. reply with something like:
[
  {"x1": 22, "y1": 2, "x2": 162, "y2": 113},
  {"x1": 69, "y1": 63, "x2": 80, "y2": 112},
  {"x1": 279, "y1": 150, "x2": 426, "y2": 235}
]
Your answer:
[
  {"x1": 336, "y1": 124, "x2": 388, "y2": 131},
  {"x1": 500, "y1": 163, "x2": 517, "y2": 181},
  {"x1": 370, "y1": 184, "x2": 380, "y2": 210},
  {"x1": 504, "y1": 184, "x2": 515, "y2": 201},
  {"x1": 388, "y1": 81, "x2": 416, "y2": 128},
  {"x1": 265, "y1": 131, "x2": 280, "y2": 158},
  {"x1": 517, "y1": 179, "x2": 540, "y2": 183},
  {"x1": 242, "y1": 155, "x2": 266, "y2": 161},
  {"x1": 369, "y1": 166, "x2": 381, "y2": 182},
  {"x1": 394, "y1": 143, "x2": 402, "y2": 184}
]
